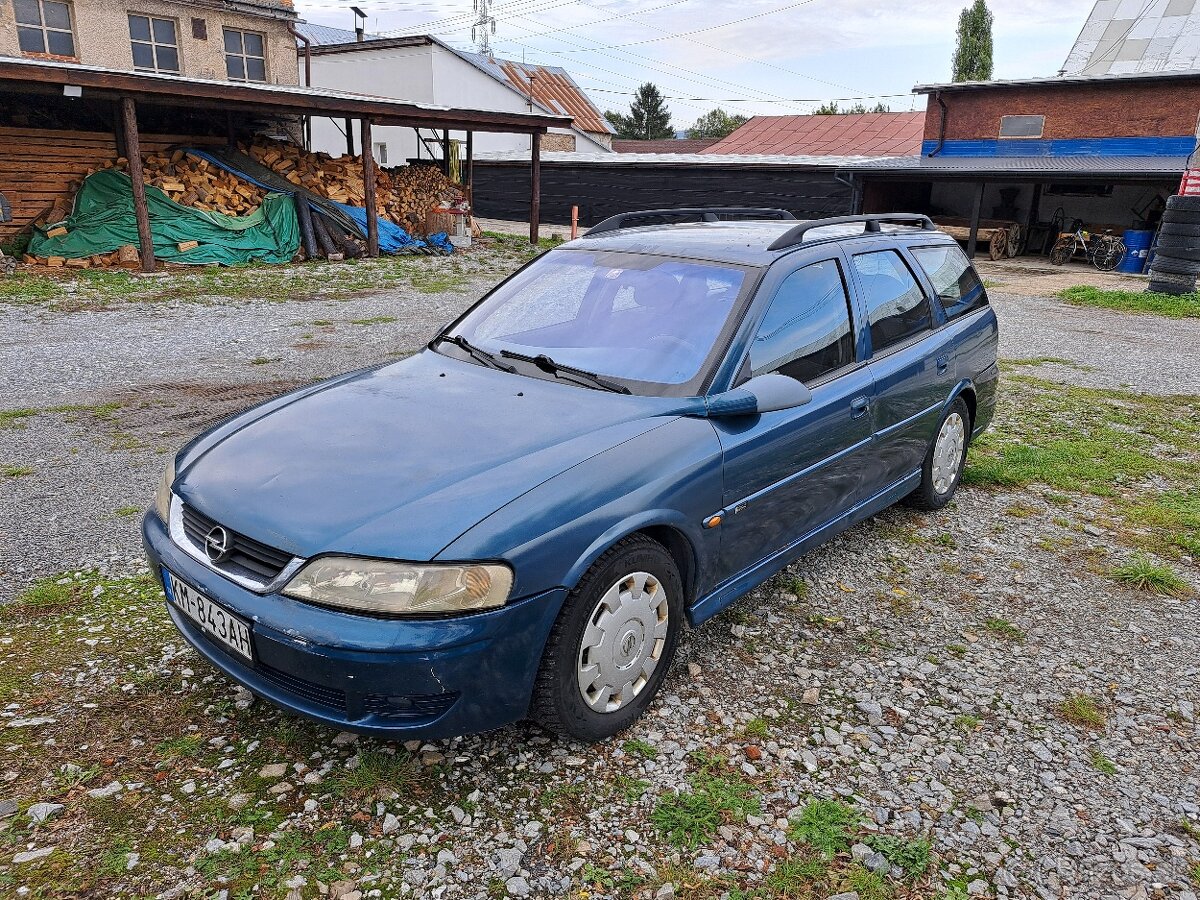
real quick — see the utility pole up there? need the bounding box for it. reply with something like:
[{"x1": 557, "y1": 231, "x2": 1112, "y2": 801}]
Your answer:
[{"x1": 472, "y1": 0, "x2": 496, "y2": 59}]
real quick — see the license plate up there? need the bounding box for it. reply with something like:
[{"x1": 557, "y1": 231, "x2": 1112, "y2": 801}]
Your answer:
[{"x1": 163, "y1": 569, "x2": 254, "y2": 662}]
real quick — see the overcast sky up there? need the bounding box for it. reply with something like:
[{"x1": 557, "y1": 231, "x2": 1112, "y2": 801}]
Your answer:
[{"x1": 294, "y1": 0, "x2": 1098, "y2": 127}]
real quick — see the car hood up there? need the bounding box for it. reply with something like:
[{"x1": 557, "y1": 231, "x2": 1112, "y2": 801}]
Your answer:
[{"x1": 175, "y1": 350, "x2": 690, "y2": 561}]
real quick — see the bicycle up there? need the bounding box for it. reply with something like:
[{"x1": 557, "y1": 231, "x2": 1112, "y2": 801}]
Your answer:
[{"x1": 1049, "y1": 220, "x2": 1127, "y2": 271}]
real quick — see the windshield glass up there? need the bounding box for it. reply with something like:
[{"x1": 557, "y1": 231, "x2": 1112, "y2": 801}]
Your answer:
[{"x1": 444, "y1": 250, "x2": 752, "y2": 392}]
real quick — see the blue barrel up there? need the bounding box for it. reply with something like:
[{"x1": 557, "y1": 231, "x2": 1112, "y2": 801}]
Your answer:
[{"x1": 1118, "y1": 229, "x2": 1154, "y2": 274}]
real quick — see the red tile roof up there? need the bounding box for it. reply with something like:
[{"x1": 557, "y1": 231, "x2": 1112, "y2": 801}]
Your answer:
[
  {"x1": 703, "y1": 112, "x2": 925, "y2": 157},
  {"x1": 612, "y1": 138, "x2": 719, "y2": 153}
]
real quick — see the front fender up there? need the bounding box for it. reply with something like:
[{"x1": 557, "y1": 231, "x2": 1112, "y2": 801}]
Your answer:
[{"x1": 437, "y1": 416, "x2": 724, "y2": 608}]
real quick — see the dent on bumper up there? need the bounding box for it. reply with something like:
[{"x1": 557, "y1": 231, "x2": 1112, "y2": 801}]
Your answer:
[{"x1": 142, "y1": 512, "x2": 566, "y2": 738}]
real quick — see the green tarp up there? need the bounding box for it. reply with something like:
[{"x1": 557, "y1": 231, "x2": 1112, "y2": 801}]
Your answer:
[{"x1": 29, "y1": 168, "x2": 300, "y2": 266}]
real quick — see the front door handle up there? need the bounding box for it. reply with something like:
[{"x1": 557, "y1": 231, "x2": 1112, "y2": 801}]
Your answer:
[
  {"x1": 850, "y1": 396, "x2": 870, "y2": 418},
  {"x1": 936, "y1": 355, "x2": 949, "y2": 375}
]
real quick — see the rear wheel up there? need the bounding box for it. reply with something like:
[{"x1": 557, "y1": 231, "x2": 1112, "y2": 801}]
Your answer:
[
  {"x1": 907, "y1": 398, "x2": 971, "y2": 511},
  {"x1": 1049, "y1": 238, "x2": 1073, "y2": 266},
  {"x1": 531, "y1": 535, "x2": 683, "y2": 742},
  {"x1": 1092, "y1": 237, "x2": 1126, "y2": 272}
]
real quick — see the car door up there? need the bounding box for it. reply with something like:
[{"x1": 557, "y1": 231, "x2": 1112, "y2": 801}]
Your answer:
[
  {"x1": 711, "y1": 254, "x2": 875, "y2": 582},
  {"x1": 848, "y1": 246, "x2": 953, "y2": 498}
]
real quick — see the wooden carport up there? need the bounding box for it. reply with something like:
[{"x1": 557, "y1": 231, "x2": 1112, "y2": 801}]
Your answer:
[{"x1": 0, "y1": 57, "x2": 570, "y2": 270}]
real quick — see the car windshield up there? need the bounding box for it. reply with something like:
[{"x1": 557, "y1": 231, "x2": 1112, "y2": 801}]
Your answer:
[{"x1": 442, "y1": 250, "x2": 752, "y2": 393}]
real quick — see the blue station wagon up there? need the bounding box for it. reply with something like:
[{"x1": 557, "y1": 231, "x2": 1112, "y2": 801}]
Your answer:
[{"x1": 143, "y1": 210, "x2": 999, "y2": 742}]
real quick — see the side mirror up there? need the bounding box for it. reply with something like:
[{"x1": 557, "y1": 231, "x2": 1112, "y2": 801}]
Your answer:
[{"x1": 705, "y1": 373, "x2": 812, "y2": 418}]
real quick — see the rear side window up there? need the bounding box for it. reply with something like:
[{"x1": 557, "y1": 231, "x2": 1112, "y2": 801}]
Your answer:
[
  {"x1": 911, "y1": 244, "x2": 988, "y2": 320},
  {"x1": 750, "y1": 259, "x2": 854, "y2": 383},
  {"x1": 852, "y1": 250, "x2": 932, "y2": 353}
]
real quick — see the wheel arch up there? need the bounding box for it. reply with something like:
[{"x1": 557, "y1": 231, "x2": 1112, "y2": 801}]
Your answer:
[
  {"x1": 946, "y1": 380, "x2": 977, "y2": 436},
  {"x1": 562, "y1": 512, "x2": 702, "y2": 606}
]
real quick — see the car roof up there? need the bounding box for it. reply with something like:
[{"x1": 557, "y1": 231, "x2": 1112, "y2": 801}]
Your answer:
[{"x1": 561, "y1": 219, "x2": 956, "y2": 266}]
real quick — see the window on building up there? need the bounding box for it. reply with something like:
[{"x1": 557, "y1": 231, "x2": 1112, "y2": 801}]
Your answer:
[
  {"x1": 852, "y1": 250, "x2": 932, "y2": 353},
  {"x1": 223, "y1": 28, "x2": 266, "y2": 82},
  {"x1": 998, "y1": 114, "x2": 1045, "y2": 138},
  {"x1": 750, "y1": 259, "x2": 855, "y2": 383},
  {"x1": 911, "y1": 244, "x2": 988, "y2": 321},
  {"x1": 14, "y1": 0, "x2": 76, "y2": 57},
  {"x1": 128, "y1": 15, "x2": 179, "y2": 73},
  {"x1": 374, "y1": 142, "x2": 388, "y2": 165}
]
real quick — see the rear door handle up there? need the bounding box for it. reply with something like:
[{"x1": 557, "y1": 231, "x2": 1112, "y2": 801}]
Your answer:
[
  {"x1": 850, "y1": 396, "x2": 870, "y2": 418},
  {"x1": 936, "y1": 355, "x2": 949, "y2": 375}
]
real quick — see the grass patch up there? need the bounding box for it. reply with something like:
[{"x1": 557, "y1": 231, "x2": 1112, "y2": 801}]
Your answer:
[
  {"x1": 842, "y1": 864, "x2": 894, "y2": 900},
  {"x1": 114, "y1": 505, "x2": 142, "y2": 517},
  {"x1": 1091, "y1": 751, "x2": 1117, "y2": 775},
  {"x1": 0, "y1": 408, "x2": 38, "y2": 429},
  {"x1": 249, "y1": 356, "x2": 280, "y2": 366},
  {"x1": 863, "y1": 835, "x2": 931, "y2": 880},
  {"x1": 766, "y1": 855, "x2": 829, "y2": 894},
  {"x1": 328, "y1": 749, "x2": 423, "y2": 799},
  {"x1": 651, "y1": 774, "x2": 760, "y2": 848},
  {"x1": 3, "y1": 464, "x2": 33, "y2": 477},
  {"x1": 954, "y1": 714, "x2": 982, "y2": 734},
  {"x1": 984, "y1": 618, "x2": 1025, "y2": 642},
  {"x1": 787, "y1": 798, "x2": 861, "y2": 857},
  {"x1": 1060, "y1": 693, "x2": 1106, "y2": 728},
  {"x1": 743, "y1": 717, "x2": 770, "y2": 739},
  {"x1": 1058, "y1": 285, "x2": 1200, "y2": 318},
  {"x1": 1109, "y1": 554, "x2": 1192, "y2": 597},
  {"x1": 622, "y1": 738, "x2": 658, "y2": 760},
  {"x1": 350, "y1": 315, "x2": 397, "y2": 325}
]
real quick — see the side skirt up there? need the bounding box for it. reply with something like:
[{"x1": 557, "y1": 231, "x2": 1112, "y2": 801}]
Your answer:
[{"x1": 688, "y1": 469, "x2": 922, "y2": 627}]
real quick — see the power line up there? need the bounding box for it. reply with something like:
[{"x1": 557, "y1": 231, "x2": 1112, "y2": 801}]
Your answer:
[{"x1": 587, "y1": 0, "x2": 826, "y2": 49}]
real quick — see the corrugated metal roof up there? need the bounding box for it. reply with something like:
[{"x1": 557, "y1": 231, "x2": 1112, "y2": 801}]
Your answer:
[
  {"x1": 474, "y1": 150, "x2": 895, "y2": 167},
  {"x1": 613, "y1": 138, "x2": 719, "y2": 153},
  {"x1": 450, "y1": 49, "x2": 614, "y2": 136},
  {"x1": 295, "y1": 23, "x2": 382, "y2": 46},
  {"x1": 915, "y1": 67, "x2": 1200, "y2": 93},
  {"x1": 837, "y1": 155, "x2": 1188, "y2": 176},
  {"x1": 704, "y1": 112, "x2": 925, "y2": 157},
  {"x1": 1064, "y1": 0, "x2": 1200, "y2": 77}
]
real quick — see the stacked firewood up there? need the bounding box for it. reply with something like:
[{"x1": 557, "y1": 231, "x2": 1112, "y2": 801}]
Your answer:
[
  {"x1": 245, "y1": 138, "x2": 464, "y2": 234},
  {"x1": 142, "y1": 150, "x2": 266, "y2": 215}
]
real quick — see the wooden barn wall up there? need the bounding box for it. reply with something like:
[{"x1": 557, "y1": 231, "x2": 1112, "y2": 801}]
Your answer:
[
  {"x1": 471, "y1": 162, "x2": 854, "y2": 226},
  {"x1": 0, "y1": 126, "x2": 224, "y2": 243}
]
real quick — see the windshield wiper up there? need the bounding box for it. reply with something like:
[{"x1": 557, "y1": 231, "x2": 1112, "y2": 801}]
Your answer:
[
  {"x1": 499, "y1": 349, "x2": 632, "y2": 394},
  {"x1": 435, "y1": 334, "x2": 516, "y2": 373}
]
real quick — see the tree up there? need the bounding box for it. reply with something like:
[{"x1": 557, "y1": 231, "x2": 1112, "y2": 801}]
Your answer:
[
  {"x1": 813, "y1": 101, "x2": 891, "y2": 115},
  {"x1": 686, "y1": 108, "x2": 749, "y2": 140},
  {"x1": 604, "y1": 83, "x2": 675, "y2": 140},
  {"x1": 952, "y1": 0, "x2": 994, "y2": 82}
]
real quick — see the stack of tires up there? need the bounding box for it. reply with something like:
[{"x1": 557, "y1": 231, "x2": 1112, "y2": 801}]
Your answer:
[{"x1": 1148, "y1": 195, "x2": 1200, "y2": 294}]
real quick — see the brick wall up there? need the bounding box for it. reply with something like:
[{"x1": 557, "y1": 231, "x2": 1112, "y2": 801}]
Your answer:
[{"x1": 924, "y1": 80, "x2": 1200, "y2": 142}]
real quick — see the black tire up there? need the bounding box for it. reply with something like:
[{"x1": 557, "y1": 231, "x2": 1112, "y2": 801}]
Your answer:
[
  {"x1": 1159, "y1": 222, "x2": 1200, "y2": 239},
  {"x1": 1148, "y1": 254, "x2": 1200, "y2": 276},
  {"x1": 1146, "y1": 268, "x2": 1197, "y2": 286},
  {"x1": 906, "y1": 397, "x2": 971, "y2": 511},
  {"x1": 1161, "y1": 208, "x2": 1200, "y2": 226},
  {"x1": 1153, "y1": 234, "x2": 1200, "y2": 258},
  {"x1": 1165, "y1": 195, "x2": 1200, "y2": 213},
  {"x1": 1147, "y1": 278, "x2": 1196, "y2": 296},
  {"x1": 531, "y1": 534, "x2": 683, "y2": 742}
]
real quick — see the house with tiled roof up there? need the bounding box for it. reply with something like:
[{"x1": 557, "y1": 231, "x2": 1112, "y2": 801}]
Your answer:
[
  {"x1": 295, "y1": 28, "x2": 613, "y2": 162},
  {"x1": 704, "y1": 112, "x2": 925, "y2": 157}
]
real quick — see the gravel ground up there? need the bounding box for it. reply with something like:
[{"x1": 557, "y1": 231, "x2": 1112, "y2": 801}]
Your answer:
[{"x1": 1, "y1": 255, "x2": 1198, "y2": 899}]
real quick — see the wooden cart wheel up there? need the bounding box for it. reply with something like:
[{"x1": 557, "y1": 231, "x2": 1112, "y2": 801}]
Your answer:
[
  {"x1": 1006, "y1": 224, "x2": 1021, "y2": 258},
  {"x1": 989, "y1": 229, "x2": 1007, "y2": 261}
]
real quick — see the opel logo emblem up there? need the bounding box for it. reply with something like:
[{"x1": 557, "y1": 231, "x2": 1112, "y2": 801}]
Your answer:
[
  {"x1": 621, "y1": 632, "x2": 637, "y2": 656},
  {"x1": 204, "y1": 525, "x2": 232, "y2": 563}
]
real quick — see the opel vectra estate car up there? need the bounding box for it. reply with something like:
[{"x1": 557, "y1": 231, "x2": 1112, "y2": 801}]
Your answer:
[{"x1": 143, "y1": 210, "x2": 999, "y2": 742}]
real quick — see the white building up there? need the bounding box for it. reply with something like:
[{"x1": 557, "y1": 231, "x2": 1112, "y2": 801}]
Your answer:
[{"x1": 295, "y1": 25, "x2": 614, "y2": 163}]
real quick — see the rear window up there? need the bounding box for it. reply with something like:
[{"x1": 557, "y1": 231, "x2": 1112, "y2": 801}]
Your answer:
[
  {"x1": 852, "y1": 250, "x2": 932, "y2": 353},
  {"x1": 911, "y1": 244, "x2": 988, "y2": 320},
  {"x1": 750, "y1": 259, "x2": 854, "y2": 383}
]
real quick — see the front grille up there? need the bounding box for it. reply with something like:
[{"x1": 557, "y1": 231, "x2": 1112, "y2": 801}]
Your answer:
[
  {"x1": 181, "y1": 504, "x2": 293, "y2": 583},
  {"x1": 363, "y1": 691, "x2": 459, "y2": 721},
  {"x1": 256, "y1": 662, "x2": 347, "y2": 711}
]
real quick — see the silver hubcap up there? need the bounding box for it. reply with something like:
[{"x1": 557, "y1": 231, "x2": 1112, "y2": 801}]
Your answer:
[
  {"x1": 577, "y1": 571, "x2": 669, "y2": 714},
  {"x1": 932, "y1": 412, "x2": 966, "y2": 495}
]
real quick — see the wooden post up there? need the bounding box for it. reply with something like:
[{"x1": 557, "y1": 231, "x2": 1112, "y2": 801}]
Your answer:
[
  {"x1": 966, "y1": 181, "x2": 985, "y2": 259},
  {"x1": 1025, "y1": 182, "x2": 1043, "y2": 255},
  {"x1": 361, "y1": 117, "x2": 379, "y2": 258},
  {"x1": 345, "y1": 118, "x2": 355, "y2": 157},
  {"x1": 442, "y1": 129, "x2": 451, "y2": 177},
  {"x1": 464, "y1": 131, "x2": 474, "y2": 192},
  {"x1": 120, "y1": 97, "x2": 155, "y2": 273},
  {"x1": 529, "y1": 131, "x2": 541, "y2": 246}
]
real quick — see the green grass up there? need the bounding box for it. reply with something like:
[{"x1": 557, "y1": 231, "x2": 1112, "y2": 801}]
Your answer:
[
  {"x1": 744, "y1": 717, "x2": 770, "y2": 739},
  {"x1": 622, "y1": 738, "x2": 658, "y2": 760},
  {"x1": 1060, "y1": 693, "x2": 1106, "y2": 728},
  {"x1": 249, "y1": 356, "x2": 279, "y2": 366},
  {"x1": 155, "y1": 734, "x2": 205, "y2": 759},
  {"x1": 954, "y1": 714, "x2": 982, "y2": 734},
  {"x1": 843, "y1": 864, "x2": 894, "y2": 900},
  {"x1": 787, "y1": 799, "x2": 861, "y2": 857},
  {"x1": 1109, "y1": 554, "x2": 1192, "y2": 597},
  {"x1": 3, "y1": 464, "x2": 33, "y2": 477},
  {"x1": 984, "y1": 618, "x2": 1026, "y2": 642},
  {"x1": 350, "y1": 315, "x2": 397, "y2": 325},
  {"x1": 0, "y1": 408, "x2": 37, "y2": 429},
  {"x1": 1090, "y1": 751, "x2": 1117, "y2": 775},
  {"x1": 863, "y1": 835, "x2": 931, "y2": 880},
  {"x1": 114, "y1": 505, "x2": 142, "y2": 517},
  {"x1": 328, "y1": 749, "x2": 423, "y2": 798},
  {"x1": 1058, "y1": 285, "x2": 1200, "y2": 318},
  {"x1": 766, "y1": 855, "x2": 829, "y2": 894},
  {"x1": 651, "y1": 774, "x2": 760, "y2": 848}
]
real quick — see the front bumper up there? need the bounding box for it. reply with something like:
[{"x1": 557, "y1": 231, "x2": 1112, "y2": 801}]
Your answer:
[{"x1": 142, "y1": 511, "x2": 566, "y2": 739}]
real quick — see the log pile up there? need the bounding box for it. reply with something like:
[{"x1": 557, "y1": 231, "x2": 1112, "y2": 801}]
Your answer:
[{"x1": 143, "y1": 150, "x2": 267, "y2": 216}]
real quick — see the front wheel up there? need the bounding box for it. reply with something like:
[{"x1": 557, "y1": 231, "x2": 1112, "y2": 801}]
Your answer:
[
  {"x1": 531, "y1": 535, "x2": 683, "y2": 742},
  {"x1": 906, "y1": 398, "x2": 971, "y2": 511},
  {"x1": 1049, "y1": 238, "x2": 1073, "y2": 266},
  {"x1": 1092, "y1": 238, "x2": 1126, "y2": 272}
]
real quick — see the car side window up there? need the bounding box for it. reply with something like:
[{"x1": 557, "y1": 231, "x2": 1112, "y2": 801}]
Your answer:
[
  {"x1": 852, "y1": 250, "x2": 932, "y2": 353},
  {"x1": 749, "y1": 259, "x2": 854, "y2": 383},
  {"x1": 911, "y1": 244, "x2": 988, "y2": 320}
]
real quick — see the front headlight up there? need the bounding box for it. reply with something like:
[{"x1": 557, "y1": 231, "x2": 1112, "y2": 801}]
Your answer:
[
  {"x1": 154, "y1": 457, "x2": 176, "y2": 523},
  {"x1": 282, "y1": 558, "x2": 513, "y2": 616}
]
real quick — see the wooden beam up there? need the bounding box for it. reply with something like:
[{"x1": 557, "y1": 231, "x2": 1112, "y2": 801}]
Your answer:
[
  {"x1": 529, "y1": 131, "x2": 541, "y2": 246},
  {"x1": 442, "y1": 129, "x2": 450, "y2": 177},
  {"x1": 966, "y1": 181, "x2": 985, "y2": 259},
  {"x1": 120, "y1": 97, "x2": 155, "y2": 273},
  {"x1": 345, "y1": 118, "x2": 355, "y2": 157},
  {"x1": 464, "y1": 130, "x2": 474, "y2": 194},
  {"x1": 361, "y1": 117, "x2": 379, "y2": 258}
]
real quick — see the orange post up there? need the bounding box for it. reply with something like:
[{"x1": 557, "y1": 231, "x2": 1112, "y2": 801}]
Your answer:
[{"x1": 571, "y1": 205, "x2": 578, "y2": 241}]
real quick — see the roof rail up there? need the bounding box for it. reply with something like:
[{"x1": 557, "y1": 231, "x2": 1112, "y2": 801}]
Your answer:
[
  {"x1": 766, "y1": 214, "x2": 937, "y2": 251},
  {"x1": 584, "y1": 207, "x2": 796, "y2": 238}
]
